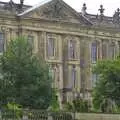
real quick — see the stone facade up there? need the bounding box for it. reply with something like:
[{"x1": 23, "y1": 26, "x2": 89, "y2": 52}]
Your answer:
[{"x1": 0, "y1": 0, "x2": 120, "y2": 106}]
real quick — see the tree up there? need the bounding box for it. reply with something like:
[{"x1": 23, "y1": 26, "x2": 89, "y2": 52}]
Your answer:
[
  {"x1": 0, "y1": 37, "x2": 52, "y2": 109},
  {"x1": 93, "y1": 58, "x2": 120, "y2": 113}
]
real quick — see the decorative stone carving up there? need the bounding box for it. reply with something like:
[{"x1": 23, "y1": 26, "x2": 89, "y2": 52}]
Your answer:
[
  {"x1": 4, "y1": 0, "x2": 16, "y2": 12},
  {"x1": 81, "y1": 3, "x2": 87, "y2": 15},
  {"x1": 33, "y1": 0, "x2": 70, "y2": 20},
  {"x1": 99, "y1": 5, "x2": 105, "y2": 15},
  {"x1": 113, "y1": 8, "x2": 120, "y2": 24},
  {"x1": 98, "y1": 5, "x2": 105, "y2": 22}
]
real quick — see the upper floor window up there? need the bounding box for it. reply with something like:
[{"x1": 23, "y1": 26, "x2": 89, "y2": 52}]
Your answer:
[
  {"x1": 0, "y1": 33, "x2": 4, "y2": 53},
  {"x1": 68, "y1": 40, "x2": 76, "y2": 59},
  {"x1": 91, "y1": 42, "x2": 97, "y2": 63},
  {"x1": 47, "y1": 35, "x2": 56, "y2": 58}
]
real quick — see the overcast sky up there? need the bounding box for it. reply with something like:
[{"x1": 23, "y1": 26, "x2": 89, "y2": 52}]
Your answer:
[{"x1": 1, "y1": 0, "x2": 120, "y2": 16}]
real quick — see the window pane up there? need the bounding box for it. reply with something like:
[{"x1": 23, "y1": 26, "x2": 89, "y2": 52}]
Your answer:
[
  {"x1": 69, "y1": 40, "x2": 76, "y2": 59},
  {"x1": 47, "y1": 36, "x2": 55, "y2": 57}
]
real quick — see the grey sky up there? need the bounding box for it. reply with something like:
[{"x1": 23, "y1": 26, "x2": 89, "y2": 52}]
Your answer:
[{"x1": 1, "y1": 0, "x2": 120, "y2": 16}]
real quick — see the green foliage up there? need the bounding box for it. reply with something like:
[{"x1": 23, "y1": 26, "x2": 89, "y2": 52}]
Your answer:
[
  {"x1": 49, "y1": 89, "x2": 60, "y2": 112},
  {"x1": 6, "y1": 102, "x2": 22, "y2": 118},
  {"x1": 64, "y1": 99, "x2": 89, "y2": 112},
  {"x1": 0, "y1": 37, "x2": 52, "y2": 109},
  {"x1": 93, "y1": 58, "x2": 120, "y2": 113},
  {"x1": 7, "y1": 102, "x2": 22, "y2": 111}
]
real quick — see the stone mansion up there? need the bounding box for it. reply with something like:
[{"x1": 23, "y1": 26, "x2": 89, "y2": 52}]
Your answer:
[{"x1": 0, "y1": 0, "x2": 120, "y2": 105}]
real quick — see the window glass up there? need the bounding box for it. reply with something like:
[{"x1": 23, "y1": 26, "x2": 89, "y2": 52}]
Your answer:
[
  {"x1": 47, "y1": 35, "x2": 55, "y2": 57},
  {"x1": 69, "y1": 40, "x2": 76, "y2": 59}
]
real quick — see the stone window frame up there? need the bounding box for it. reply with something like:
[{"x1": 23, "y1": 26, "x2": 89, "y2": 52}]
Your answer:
[
  {"x1": 47, "y1": 34, "x2": 57, "y2": 59},
  {"x1": 68, "y1": 37, "x2": 79, "y2": 60}
]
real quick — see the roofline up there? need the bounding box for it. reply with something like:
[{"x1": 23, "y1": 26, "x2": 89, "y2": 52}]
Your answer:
[
  {"x1": 17, "y1": 0, "x2": 93, "y2": 25},
  {"x1": 17, "y1": 0, "x2": 52, "y2": 16}
]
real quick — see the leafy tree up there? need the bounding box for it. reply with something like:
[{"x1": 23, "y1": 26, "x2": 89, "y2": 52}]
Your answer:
[
  {"x1": 93, "y1": 58, "x2": 120, "y2": 113},
  {"x1": 48, "y1": 89, "x2": 60, "y2": 112},
  {"x1": 0, "y1": 37, "x2": 52, "y2": 109}
]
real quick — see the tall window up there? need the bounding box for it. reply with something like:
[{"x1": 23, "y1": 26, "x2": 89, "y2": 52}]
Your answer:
[
  {"x1": 28, "y1": 35, "x2": 34, "y2": 49},
  {"x1": 69, "y1": 40, "x2": 76, "y2": 59},
  {"x1": 91, "y1": 42, "x2": 97, "y2": 63},
  {"x1": 71, "y1": 65, "x2": 76, "y2": 89},
  {"x1": 0, "y1": 33, "x2": 4, "y2": 53},
  {"x1": 47, "y1": 35, "x2": 55, "y2": 58}
]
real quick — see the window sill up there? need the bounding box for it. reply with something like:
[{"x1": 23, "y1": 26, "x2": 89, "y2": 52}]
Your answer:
[{"x1": 68, "y1": 58, "x2": 80, "y2": 61}]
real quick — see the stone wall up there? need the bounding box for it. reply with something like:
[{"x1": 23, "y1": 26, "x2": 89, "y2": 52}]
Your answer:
[{"x1": 75, "y1": 113, "x2": 120, "y2": 120}]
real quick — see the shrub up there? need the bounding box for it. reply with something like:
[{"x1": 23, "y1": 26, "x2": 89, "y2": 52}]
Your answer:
[{"x1": 64, "y1": 98, "x2": 89, "y2": 112}]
